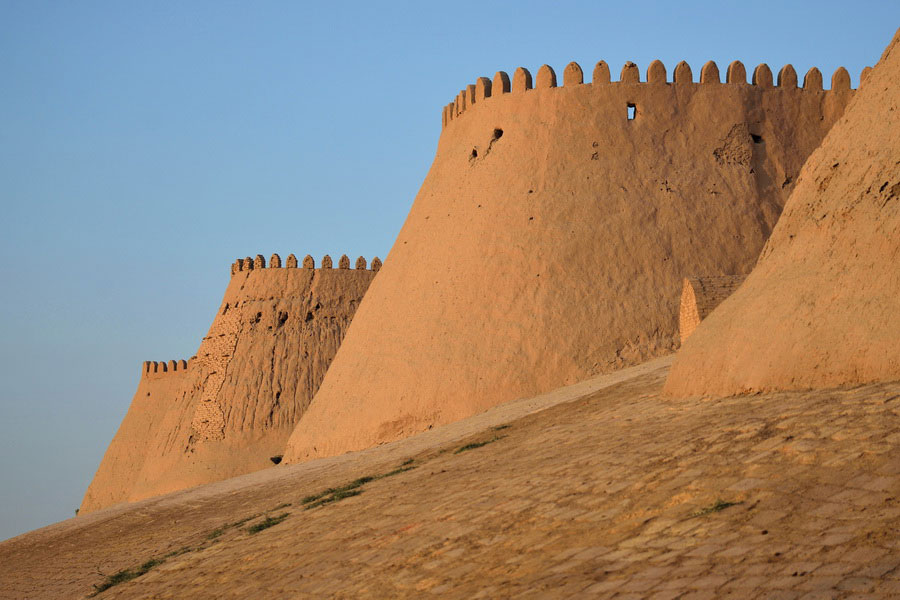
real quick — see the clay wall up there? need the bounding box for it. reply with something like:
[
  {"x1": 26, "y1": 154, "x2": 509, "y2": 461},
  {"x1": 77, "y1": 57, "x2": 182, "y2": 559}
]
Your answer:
[
  {"x1": 665, "y1": 29, "x2": 900, "y2": 396},
  {"x1": 284, "y1": 55, "x2": 856, "y2": 463},
  {"x1": 678, "y1": 276, "x2": 746, "y2": 343},
  {"x1": 81, "y1": 254, "x2": 381, "y2": 513}
]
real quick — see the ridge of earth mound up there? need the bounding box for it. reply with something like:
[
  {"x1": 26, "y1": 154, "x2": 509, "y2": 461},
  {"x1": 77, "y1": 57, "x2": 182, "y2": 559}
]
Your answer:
[{"x1": 665, "y1": 29, "x2": 900, "y2": 397}]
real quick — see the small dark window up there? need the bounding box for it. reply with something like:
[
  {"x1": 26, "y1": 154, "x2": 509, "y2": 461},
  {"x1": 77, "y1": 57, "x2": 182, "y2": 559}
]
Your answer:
[
  {"x1": 627, "y1": 104, "x2": 636, "y2": 120},
  {"x1": 751, "y1": 133, "x2": 763, "y2": 143},
  {"x1": 471, "y1": 148, "x2": 478, "y2": 158}
]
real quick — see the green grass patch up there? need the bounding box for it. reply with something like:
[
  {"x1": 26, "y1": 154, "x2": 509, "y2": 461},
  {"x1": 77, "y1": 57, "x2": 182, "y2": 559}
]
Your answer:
[
  {"x1": 302, "y1": 476, "x2": 375, "y2": 505},
  {"x1": 246, "y1": 512, "x2": 290, "y2": 534},
  {"x1": 455, "y1": 436, "x2": 504, "y2": 454},
  {"x1": 205, "y1": 513, "x2": 262, "y2": 539},
  {"x1": 301, "y1": 462, "x2": 418, "y2": 510},
  {"x1": 690, "y1": 499, "x2": 743, "y2": 518},
  {"x1": 378, "y1": 465, "x2": 417, "y2": 479},
  {"x1": 90, "y1": 558, "x2": 164, "y2": 595},
  {"x1": 304, "y1": 489, "x2": 363, "y2": 510},
  {"x1": 163, "y1": 546, "x2": 193, "y2": 558},
  {"x1": 230, "y1": 513, "x2": 261, "y2": 528}
]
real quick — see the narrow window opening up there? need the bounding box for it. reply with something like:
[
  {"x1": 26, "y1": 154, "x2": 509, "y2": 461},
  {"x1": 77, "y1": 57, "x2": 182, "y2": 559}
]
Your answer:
[{"x1": 627, "y1": 104, "x2": 636, "y2": 120}]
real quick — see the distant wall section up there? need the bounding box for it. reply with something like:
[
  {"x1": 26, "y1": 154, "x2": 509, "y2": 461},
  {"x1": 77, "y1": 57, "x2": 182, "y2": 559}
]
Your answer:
[{"x1": 80, "y1": 255, "x2": 381, "y2": 513}]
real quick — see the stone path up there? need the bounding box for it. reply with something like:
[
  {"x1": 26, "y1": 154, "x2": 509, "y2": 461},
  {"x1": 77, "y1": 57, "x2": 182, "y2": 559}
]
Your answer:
[{"x1": 1, "y1": 358, "x2": 899, "y2": 599}]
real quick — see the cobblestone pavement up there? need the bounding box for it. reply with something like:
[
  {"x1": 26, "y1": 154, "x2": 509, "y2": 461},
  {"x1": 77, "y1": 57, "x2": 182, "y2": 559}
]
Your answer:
[{"x1": 2, "y1": 358, "x2": 899, "y2": 599}]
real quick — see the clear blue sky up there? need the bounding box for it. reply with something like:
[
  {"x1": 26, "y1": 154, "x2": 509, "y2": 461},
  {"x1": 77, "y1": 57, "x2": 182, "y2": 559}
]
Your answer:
[{"x1": 0, "y1": 0, "x2": 896, "y2": 542}]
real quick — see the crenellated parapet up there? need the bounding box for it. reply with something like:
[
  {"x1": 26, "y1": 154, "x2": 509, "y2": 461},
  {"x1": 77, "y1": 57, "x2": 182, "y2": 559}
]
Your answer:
[
  {"x1": 142, "y1": 358, "x2": 190, "y2": 378},
  {"x1": 231, "y1": 254, "x2": 383, "y2": 276},
  {"x1": 442, "y1": 58, "x2": 859, "y2": 127}
]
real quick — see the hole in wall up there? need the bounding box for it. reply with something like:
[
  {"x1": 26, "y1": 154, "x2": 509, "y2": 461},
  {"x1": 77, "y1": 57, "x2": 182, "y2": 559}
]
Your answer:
[
  {"x1": 471, "y1": 148, "x2": 478, "y2": 158},
  {"x1": 492, "y1": 128, "x2": 503, "y2": 140},
  {"x1": 751, "y1": 133, "x2": 763, "y2": 143},
  {"x1": 627, "y1": 104, "x2": 636, "y2": 120}
]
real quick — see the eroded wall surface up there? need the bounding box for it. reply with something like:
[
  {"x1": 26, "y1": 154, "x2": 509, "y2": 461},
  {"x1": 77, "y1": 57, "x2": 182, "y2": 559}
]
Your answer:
[{"x1": 81, "y1": 256, "x2": 378, "y2": 513}]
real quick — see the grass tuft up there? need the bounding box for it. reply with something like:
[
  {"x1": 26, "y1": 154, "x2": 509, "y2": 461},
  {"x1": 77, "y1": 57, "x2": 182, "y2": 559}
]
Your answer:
[
  {"x1": 246, "y1": 513, "x2": 290, "y2": 534},
  {"x1": 301, "y1": 462, "x2": 418, "y2": 510},
  {"x1": 378, "y1": 465, "x2": 417, "y2": 479},
  {"x1": 455, "y1": 436, "x2": 505, "y2": 454},
  {"x1": 304, "y1": 489, "x2": 363, "y2": 510},
  {"x1": 206, "y1": 513, "x2": 262, "y2": 539},
  {"x1": 690, "y1": 499, "x2": 742, "y2": 518},
  {"x1": 91, "y1": 558, "x2": 164, "y2": 595}
]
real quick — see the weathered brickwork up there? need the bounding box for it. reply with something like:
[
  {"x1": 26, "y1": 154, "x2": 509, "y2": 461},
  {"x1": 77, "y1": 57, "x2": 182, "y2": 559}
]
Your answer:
[{"x1": 679, "y1": 275, "x2": 747, "y2": 343}]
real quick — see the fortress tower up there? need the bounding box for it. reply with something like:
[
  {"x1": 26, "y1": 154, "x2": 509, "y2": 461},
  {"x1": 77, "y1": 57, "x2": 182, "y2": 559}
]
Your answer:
[
  {"x1": 283, "y1": 58, "x2": 857, "y2": 462},
  {"x1": 80, "y1": 254, "x2": 380, "y2": 513}
]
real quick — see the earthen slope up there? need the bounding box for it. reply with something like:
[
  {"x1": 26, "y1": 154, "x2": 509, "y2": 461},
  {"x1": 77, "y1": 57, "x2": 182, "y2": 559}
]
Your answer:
[
  {"x1": 284, "y1": 59, "x2": 853, "y2": 462},
  {"x1": 3, "y1": 359, "x2": 899, "y2": 598},
  {"x1": 665, "y1": 30, "x2": 900, "y2": 397},
  {"x1": 80, "y1": 256, "x2": 378, "y2": 513}
]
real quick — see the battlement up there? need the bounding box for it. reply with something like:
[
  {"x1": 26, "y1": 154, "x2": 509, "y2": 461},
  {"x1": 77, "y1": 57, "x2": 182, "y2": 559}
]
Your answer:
[
  {"x1": 141, "y1": 358, "x2": 191, "y2": 378},
  {"x1": 230, "y1": 253, "x2": 383, "y2": 276},
  {"x1": 442, "y1": 59, "x2": 858, "y2": 127}
]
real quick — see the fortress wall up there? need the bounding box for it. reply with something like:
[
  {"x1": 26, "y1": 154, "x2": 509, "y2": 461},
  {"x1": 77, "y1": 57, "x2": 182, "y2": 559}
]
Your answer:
[
  {"x1": 678, "y1": 276, "x2": 746, "y2": 343},
  {"x1": 665, "y1": 30, "x2": 900, "y2": 397},
  {"x1": 284, "y1": 57, "x2": 855, "y2": 463},
  {"x1": 80, "y1": 258, "x2": 379, "y2": 513}
]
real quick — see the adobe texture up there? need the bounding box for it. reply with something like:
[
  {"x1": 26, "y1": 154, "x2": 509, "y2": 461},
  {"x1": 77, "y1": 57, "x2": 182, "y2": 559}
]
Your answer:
[
  {"x1": 284, "y1": 58, "x2": 855, "y2": 463},
  {"x1": 665, "y1": 29, "x2": 900, "y2": 397},
  {"x1": 678, "y1": 275, "x2": 746, "y2": 343},
  {"x1": 80, "y1": 255, "x2": 379, "y2": 513}
]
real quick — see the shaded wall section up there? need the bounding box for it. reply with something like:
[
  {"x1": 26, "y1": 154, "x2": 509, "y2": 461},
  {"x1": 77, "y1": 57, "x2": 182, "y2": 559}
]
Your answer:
[
  {"x1": 678, "y1": 276, "x2": 746, "y2": 343},
  {"x1": 81, "y1": 256, "x2": 378, "y2": 513},
  {"x1": 665, "y1": 30, "x2": 900, "y2": 397},
  {"x1": 284, "y1": 59, "x2": 855, "y2": 463}
]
